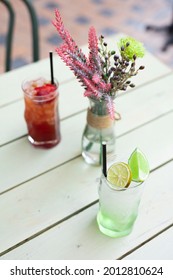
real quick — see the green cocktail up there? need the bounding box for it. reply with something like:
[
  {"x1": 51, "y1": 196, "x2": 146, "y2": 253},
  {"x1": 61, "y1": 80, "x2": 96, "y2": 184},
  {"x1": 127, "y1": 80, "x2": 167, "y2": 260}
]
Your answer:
[{"x1": 97, "y1": 148, "x2": 149, "y2": 238}]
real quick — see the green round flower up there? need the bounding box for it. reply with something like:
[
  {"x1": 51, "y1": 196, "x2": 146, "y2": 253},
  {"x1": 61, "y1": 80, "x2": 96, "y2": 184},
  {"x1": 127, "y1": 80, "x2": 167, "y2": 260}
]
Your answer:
[{"x1": 118, "y1": 37, "x2": 145, "y2": 60}]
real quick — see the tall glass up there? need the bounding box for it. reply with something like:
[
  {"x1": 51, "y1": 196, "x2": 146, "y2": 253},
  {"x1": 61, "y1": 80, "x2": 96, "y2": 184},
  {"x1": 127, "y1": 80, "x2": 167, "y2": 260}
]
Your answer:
[
  {"x1": 22, "y1": 77, "x2": 61, "y2": 148},
  {"x1": 97, "y1": 161, "x2": 144, "y2": 238}
]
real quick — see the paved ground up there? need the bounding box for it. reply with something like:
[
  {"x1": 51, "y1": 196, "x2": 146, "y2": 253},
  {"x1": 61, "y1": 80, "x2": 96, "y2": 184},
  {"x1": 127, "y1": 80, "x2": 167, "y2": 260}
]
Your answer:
[{"x1": 1, "y1": 0, "x2": 173, "y2": 73}]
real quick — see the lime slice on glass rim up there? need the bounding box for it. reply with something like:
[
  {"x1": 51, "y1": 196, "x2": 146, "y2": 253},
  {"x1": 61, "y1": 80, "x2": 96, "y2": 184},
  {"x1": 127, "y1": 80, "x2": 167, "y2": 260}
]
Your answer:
[
  {"x1": 107, "y1": 162, "x2": 132, "y2": 188},
  {"x1": 128, "y1": 148, "x2": 150, "y2": 182}
]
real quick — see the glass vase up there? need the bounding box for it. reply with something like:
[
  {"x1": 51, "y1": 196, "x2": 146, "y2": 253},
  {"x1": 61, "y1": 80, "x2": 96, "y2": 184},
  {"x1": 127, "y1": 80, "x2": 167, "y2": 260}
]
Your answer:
[{"x1": 82, "y1": 97, "x2": 116, "y2": 165}]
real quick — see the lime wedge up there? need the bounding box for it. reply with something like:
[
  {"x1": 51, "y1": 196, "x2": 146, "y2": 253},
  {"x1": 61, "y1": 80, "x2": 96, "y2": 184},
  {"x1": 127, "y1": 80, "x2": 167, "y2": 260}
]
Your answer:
[
  {"x1": 107, "y1": 162, "x2": 132, "y2": 188},
  {"x1": 128, "y1": 148, "x2": 150, "y2": 182}
]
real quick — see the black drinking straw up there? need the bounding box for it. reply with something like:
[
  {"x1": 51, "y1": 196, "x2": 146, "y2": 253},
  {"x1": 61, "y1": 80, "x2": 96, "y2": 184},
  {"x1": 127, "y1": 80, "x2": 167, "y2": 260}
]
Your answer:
[
  {"x1": 102, "y1": 142, "x2": 107, "y2": 177},
  {"x1": 49, "y1": 51, "x2": 54, "y2": 84}
]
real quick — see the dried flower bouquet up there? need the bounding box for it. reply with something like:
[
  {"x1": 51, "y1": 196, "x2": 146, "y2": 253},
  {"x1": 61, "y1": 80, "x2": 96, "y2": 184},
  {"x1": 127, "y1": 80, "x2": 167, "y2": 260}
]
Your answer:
[{"x1": 53, "y1": 9, "x2": 145, "y2": 119}]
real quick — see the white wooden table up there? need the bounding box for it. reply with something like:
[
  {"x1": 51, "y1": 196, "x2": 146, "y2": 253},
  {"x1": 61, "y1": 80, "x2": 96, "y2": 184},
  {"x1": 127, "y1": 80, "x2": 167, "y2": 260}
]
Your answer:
[{"x1": 0, "y1": 35, "x2": 173, "y2": 260}]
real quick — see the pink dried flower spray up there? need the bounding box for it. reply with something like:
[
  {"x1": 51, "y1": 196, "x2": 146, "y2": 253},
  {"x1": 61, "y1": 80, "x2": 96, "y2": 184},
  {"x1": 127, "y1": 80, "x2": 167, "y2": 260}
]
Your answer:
[{"x1": 53, "y1": 9, "x2": 145, "y2": 120}]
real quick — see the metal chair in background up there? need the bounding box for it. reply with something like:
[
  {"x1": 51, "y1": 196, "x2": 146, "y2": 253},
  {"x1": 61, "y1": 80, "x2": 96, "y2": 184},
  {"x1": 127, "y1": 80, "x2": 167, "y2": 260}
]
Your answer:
[
  {"x1": 1, "y1": 0, "x2": 39, "y2": 72},
  {"x1": 146, "y1": 0, "x2": 173, "y2": 51}
]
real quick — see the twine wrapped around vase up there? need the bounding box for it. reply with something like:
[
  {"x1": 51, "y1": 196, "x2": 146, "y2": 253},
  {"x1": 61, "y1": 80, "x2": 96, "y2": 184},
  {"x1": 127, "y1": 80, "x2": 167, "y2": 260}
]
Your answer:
[
  {"x1": 87, "y1": 108, "x2": 114, "y2": 129},
  {"x1": 87, "y1": 108, "x2": 121, "y2": 129}
]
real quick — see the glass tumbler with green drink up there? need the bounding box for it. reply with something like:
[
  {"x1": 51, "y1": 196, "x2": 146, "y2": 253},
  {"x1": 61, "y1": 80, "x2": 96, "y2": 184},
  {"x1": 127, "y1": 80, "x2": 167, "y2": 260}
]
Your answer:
[{"x1": 97, "y1": 144, "x2": 150, "y2": 238}]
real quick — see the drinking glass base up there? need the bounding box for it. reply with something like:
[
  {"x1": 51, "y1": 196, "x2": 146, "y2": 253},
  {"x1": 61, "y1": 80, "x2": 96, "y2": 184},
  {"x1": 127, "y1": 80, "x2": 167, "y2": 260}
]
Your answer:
[
  {"x1": 28, "y1": 135, "x2": 61, "y2": 149},
  {"x1": 97, "y1": 213, "x2": 133, "y2": 238}
]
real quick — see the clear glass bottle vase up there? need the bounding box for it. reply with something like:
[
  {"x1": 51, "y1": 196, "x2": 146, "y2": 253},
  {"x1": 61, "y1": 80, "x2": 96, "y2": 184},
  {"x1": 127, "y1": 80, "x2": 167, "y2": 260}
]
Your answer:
[{"x1": 82, "y1": 97, "x2": 116, "y2": 165}]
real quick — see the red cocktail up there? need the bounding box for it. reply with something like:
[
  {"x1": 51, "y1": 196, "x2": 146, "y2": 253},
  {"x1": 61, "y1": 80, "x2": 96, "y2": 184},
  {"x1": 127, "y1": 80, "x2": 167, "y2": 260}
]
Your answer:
[{"x1": 22, "y1": 77, "x2": 61, "y2": 148}]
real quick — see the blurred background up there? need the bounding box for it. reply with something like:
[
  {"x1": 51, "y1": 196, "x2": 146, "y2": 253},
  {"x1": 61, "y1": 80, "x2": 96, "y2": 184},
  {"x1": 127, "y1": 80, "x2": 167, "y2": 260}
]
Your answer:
[{"x1": 1, "y1": 0, "x2": 173, "y2": 74}]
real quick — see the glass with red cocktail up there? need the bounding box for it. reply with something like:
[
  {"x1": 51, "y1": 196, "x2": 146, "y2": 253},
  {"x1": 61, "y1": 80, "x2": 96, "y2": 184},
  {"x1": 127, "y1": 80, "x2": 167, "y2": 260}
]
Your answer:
[{"x1": 22, "y1": 77, "x2": 61, "y2": 148}]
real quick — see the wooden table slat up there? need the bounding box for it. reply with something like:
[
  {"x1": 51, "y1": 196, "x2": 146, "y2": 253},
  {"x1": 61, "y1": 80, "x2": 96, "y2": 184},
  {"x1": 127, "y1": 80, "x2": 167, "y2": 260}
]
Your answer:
[{"x1": 123, "y1": 226, "x2": 173, "y2": 260}]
